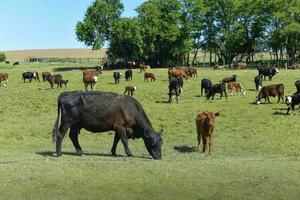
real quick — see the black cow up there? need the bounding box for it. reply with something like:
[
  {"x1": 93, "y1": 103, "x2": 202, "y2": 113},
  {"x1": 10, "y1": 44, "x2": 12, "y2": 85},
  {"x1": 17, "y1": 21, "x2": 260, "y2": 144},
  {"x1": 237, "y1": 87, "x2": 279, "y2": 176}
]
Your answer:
[
  {"x1": 52, "y1": 91, "x2": 163, "y2": 159},
  {"x1": 207, "y1": 83, "x2": 228, "y2": 100},
  {"x1": 200, "y1": 79, "x2": 212, "y2": 97},
  {"x1": 168, "y1": 77, "x2": 184, "y2": 103},
  {"x1": 286, "y1": 93, "x2": 300, "y2": 115},
  {"x1": 254, "y1": 74, "x2": 263, "y2": 91},
  {"x1": 61, "y1": 79, "x2": 69, "y2": 88},
  {"x1": 125, "y1": 69, "x2": 132, "y2": 81},
  {"x1": 257, "y1": 67, "x2": 279, "y2": 81},
  {"x1": 295, "y1": 80, "x2": 300, "y2": 93},
  {"x1": 255, "y1": 84, "x2": 284, "y2": 104},
  {"x1": 222, "y1": 75, "x2": 236, "y2": 83},
  {"x1": 13, "y1": 61, "x2": 19, "y2": 66},
  {"x1": 113, "y1": 72, "x2": 121, "y2": 84},
  {"x1": 46, "y1": 74, "x2": 62, "y2": 89},
  {"x1": 22, "y1": 71, "x2": 40, "y2": 82}
]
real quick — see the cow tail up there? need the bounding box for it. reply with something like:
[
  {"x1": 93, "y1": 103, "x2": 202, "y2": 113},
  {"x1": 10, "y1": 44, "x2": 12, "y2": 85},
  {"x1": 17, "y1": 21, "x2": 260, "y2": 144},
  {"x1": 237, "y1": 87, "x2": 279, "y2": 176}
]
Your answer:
[{"x1": 52, "y1": 98, "x2": 61, "y2": 143}]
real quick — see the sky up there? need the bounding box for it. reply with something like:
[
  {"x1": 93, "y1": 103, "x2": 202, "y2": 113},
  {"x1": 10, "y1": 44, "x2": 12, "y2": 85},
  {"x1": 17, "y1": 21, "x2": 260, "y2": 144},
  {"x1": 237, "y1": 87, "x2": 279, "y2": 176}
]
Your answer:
[{"x1": 0, "y1": 0, "x2": 146, "y2": 51}]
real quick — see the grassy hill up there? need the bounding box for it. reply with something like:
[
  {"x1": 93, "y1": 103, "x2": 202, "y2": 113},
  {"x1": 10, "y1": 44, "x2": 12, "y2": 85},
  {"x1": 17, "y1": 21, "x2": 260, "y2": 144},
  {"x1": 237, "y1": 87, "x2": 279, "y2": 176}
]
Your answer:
[
  {"x1": 0, "y1": 62, "x2": 299, "y2": 199},
  {"x1": 4, "y1": 48, "x2": 107, "y2": 60}
]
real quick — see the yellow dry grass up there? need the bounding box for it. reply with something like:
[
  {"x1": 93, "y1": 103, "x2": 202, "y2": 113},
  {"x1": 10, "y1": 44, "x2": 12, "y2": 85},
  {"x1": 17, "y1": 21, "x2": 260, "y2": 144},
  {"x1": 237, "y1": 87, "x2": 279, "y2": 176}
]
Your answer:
[{"x1": 4, "y1": 48, "x2": 107, "y2": 60}]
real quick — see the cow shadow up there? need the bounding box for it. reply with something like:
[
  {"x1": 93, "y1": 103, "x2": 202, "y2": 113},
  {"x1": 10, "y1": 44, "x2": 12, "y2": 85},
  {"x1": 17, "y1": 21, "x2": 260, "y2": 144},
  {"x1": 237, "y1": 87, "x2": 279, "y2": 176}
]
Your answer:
[
  {"x1": 174, "y1": 145, "x2": 197, "y2": 153},
  {"x1": 155, "y1": 100, "x2": 170, "y2": 104},
  {"x1": 246, "y1": 89, "x2": 257, "y2": 92},
  {"x1": 36, "y1": 151, "x2": 151, "y2": 159},
  {"x1": 272, "y1": 111, "x2": 288, "y2": 115}
]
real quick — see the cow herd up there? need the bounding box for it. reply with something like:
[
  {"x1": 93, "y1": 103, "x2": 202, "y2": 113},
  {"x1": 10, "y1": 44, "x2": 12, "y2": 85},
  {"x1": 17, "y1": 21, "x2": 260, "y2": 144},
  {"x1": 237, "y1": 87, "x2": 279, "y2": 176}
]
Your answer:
[{"x1": 1, "y1": 63, "x2": 300, "y2": 160}]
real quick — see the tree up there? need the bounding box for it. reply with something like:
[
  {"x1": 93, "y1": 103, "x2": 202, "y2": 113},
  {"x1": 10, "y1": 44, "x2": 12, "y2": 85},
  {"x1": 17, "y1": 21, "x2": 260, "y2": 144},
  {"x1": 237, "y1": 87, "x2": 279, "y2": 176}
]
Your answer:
[
  {"x1": 0, "y1": 53, "x2": 6, "y2": 63},
  {"x1": 76, "y1": 0, "x2": 124, "y2": 50}
]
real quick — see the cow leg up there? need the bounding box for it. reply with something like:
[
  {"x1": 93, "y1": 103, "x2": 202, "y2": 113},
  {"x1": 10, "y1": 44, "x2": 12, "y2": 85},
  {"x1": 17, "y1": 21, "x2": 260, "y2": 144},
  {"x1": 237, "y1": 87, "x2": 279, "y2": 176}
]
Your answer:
[
  {"x1": 267, "y1": 97, "x2": 271, "y2": 103},
  {"x1": 111, "y1": 132, "x2": 120, "y2": 156},
  {"x1": 197, "y1": 134, "x2": 201, "y2": 150},
  {"x1": 202, "y1": 135, "x2": 207, "y2": 153},
  {"x1": 277, "y1": 95, "x2": 281, "y2": 104},
  {"x1": 117, "y1": 127, "x2": 133, "y2": 157},
  {"x1": 208, "y1": 134, "x2": 214, "y2": 153},
  {"x1": 69, "y1": 126, "x2": 83, "y2": 155},
  {"x1": 56, "y1": 121, "x2": 70, "y2": 157}
]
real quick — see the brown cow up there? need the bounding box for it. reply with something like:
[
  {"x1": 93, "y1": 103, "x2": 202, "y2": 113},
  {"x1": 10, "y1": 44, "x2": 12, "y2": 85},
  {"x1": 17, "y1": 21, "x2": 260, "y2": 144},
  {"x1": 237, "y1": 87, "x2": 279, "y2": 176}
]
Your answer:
[
  {"x1": 83, "y1": 69, "x2": 102, "y2": 91},
  {"x1": 227, "y1": 82, "x2": 246, "y2": 96},
  {"x1": 139, "y1": 64, "x2": 150, "y2": 73},
  {"x1": 196, "y1": 112, "x2": 219, "y2": 153},
  {"x1": 234, "y1": 62, "x2": 247, "y2": 69},
  {"x1": 124, "y1": 86, "x2": 137, "y2": 96},
  {"x1": 42, "y1": 71, "x2": 52, "y2": 82},
  {"x1": 144, "y1": 72, "x2": 156, "y2": 82},
  {"x1": 0, "y1": 73, "x2": 8, "y2": 87},
  {"x1": 168, "y1": 68, "x2": 189, "y2": 80}
]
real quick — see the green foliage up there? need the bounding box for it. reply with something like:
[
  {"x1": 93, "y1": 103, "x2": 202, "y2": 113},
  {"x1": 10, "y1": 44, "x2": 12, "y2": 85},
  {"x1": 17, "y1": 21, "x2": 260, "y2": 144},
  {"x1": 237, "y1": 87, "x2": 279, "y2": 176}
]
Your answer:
[
  {"x1": 76, "y1": 0, "x2": 299, "y2": 66},
  {"x1": 0, "y1": 52, "x2": 6, "y2": 62}
]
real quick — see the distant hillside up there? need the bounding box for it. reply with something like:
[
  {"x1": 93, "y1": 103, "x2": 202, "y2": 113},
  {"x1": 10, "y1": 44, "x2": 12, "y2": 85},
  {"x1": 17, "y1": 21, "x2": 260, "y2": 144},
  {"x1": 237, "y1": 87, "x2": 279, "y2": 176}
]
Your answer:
[{"x1": 4, "y1": 48, "x2": 107, "y2": 60}]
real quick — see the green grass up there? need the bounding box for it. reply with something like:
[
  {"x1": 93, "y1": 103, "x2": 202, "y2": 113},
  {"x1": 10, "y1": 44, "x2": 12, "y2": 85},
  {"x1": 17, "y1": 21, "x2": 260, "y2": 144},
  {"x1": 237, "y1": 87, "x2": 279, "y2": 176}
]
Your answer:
[{"x1": 0, "y1": 62, "x2": 300, "y2": 199}]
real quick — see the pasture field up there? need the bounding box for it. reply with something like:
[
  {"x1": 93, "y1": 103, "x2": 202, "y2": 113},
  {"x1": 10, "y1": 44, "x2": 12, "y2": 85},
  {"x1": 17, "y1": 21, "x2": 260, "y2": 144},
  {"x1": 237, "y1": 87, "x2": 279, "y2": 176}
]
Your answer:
[{"x1": 0, "y1": 63, "x2": 300, "y2": 200}]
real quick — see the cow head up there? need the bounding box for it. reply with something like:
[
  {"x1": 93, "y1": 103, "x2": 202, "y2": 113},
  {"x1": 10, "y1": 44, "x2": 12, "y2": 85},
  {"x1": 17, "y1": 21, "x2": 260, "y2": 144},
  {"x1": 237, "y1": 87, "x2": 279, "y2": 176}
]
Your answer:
[
  {"x1": 255, "y1": 96, "x2": 261, "y2": 104},
  {"x1": 204, "y1": 112, "x2": 219, "y2": 126},
  {"x1": 144, "y1": 129, "x2": 163, "y2": 160}
]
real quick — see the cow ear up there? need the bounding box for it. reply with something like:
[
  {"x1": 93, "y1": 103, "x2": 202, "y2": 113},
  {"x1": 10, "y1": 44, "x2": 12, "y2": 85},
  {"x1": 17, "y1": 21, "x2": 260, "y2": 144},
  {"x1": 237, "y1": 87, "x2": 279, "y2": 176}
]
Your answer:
[{"x1": 215, "y1": 112, "x2": 220, "y2": 116}]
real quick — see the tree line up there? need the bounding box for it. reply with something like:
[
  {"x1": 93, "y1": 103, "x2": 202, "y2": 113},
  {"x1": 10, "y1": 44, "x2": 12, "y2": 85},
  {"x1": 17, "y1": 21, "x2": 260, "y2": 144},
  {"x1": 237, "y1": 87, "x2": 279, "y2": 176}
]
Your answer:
[{"x1": 76, "y1": 0, "x2": 300, "y2": 67}]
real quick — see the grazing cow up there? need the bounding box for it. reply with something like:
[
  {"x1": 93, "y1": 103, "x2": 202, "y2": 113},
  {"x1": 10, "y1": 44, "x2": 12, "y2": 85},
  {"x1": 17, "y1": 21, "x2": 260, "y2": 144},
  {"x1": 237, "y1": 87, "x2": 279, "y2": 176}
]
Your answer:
[
  {"x1": 139, "y1": 64, "x2": 150, "y2": 73},
  {"x1": 257, "y1": 67, "x2": 279, "y2": 81},
  {"x1": 200, "y1": 79, "x2": 212, "y2": 97},
  {"x1": 127, "y1": 61, "x2": 136, "y2": 68},
  {"x1": 144, "y1": 72, "x2": 156, "y2": 82},
  {"x1": 227, "y1": 82, "x2": 246, "y2": 96},
  {"x1": 234, "y1": 62, "x2": 247, "y2": 70},
  {"x1": 22, "y1": 71, "x2": 40, "y2": 82},
  {"x1": 5, "y1": 61, "x2": 9, "y2": 64},
  {"x1": 46, "y1": 74, "x2": 62, "y2": 89},
  {"x1": 286, "y1": 93, "x2": 300, "y2": 115},
  {"x1": 255, "y1": 83, "x2": 284, "y2": 104},
  {"x1": 207, "y1": 83, "x2": 228, "y2": 100},
  {"x1": 42, "y1": 72, "x2": 52, "y2": 82},
  {"x1": 295, "y1": 80, "x2": 300, "y2": 93},
  {"x1": 187, "y1": 67, "x2": 197, "y2": 77},
  {"x1": 168, "y1": 77, "x2": 184, "y2": 103},
  {"x1": 254, "y1": 74, "x2": 263, "y2": 91},
  {"x1": 125, "y1": 69, "x2": 132, "y2": 81},
  {"x1": 82, "y1": 69, "x2": 102, "y2": 91},
  {"x1": 0, "y1": 72, "x2": 8, "y2": 87},
  {"x1": 52, "y1": 91, "x2": 163, "y2": 159},
  {"x1": 113, "y1": 72, "x2": 121, "y2": 84},
  {"x1": 61, "y1": 79, "x2": 69, "y2": 88},
  {"x1": 196, "y1": 112, "x2": 219, "y2": 153},
  {"x1": 13, "y1": 61, "x2": 19, "y2": 66},
  {"x1": 168, "y1": 68, "x2": 189, "y2": 80},
  {"x1": 222, "y1": 75, "x2": 236, "y2": 83},
  {"x1": 124, "y1": 85, "x2": 137, "y2": 96}
]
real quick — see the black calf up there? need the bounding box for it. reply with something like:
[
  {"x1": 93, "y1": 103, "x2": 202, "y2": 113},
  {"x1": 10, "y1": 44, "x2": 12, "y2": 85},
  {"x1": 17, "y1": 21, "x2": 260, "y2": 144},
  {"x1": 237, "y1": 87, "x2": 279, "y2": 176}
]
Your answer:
[
  {"x1": 200, "y1": 79, "x2": 212, "y2": 97},
  {"x1": 207, "y1": 83, "x2": 228, "y2": 100}
]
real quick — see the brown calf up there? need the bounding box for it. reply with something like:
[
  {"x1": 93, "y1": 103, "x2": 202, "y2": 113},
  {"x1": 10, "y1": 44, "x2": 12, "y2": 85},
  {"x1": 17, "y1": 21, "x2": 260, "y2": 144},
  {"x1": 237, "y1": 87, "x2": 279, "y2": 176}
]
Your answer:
[
  {"x1": 83, "y1": 69, "x2": 102, "y2": 91},
  {"x1": 235, "y1": 62, "x2": 247, "y2": 69},
  {"x1": 144, "y1": 72, "x2": 156, "y2": 82},
  {"x1": 227, "y1": 82, "x2": 246, "y2": 96},
  {"x1": 124, "y1": 86, "x2": 137, "y2": 96},
  {"x1": 139, "y1": 64, "x2": 150, "y2": 73},
  {"x1": 168, "y1": 68, "x2": 189, "y2": 80},
  {"x1": 196, "y1": 112, "x2": 219, "y2": 153},
  {"x1": 42, "y1": 71, "x2": 52, "y2": 82},
  {"x1": 0, "y1": 72, "x2": 9, "y2": 87}
]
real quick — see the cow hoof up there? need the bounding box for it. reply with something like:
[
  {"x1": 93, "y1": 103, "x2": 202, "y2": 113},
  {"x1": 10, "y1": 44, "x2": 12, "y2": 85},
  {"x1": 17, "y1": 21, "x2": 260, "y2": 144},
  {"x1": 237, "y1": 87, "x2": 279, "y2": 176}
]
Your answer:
[
  {"x1": 76, "y1": 149, "x2": 84, "y2": 156},
  {"x1": 53, "y1": 152, "x2": 62, "y2": 157},
  {"x1": 127, "y1": 154, "x2": 133, "y2": 157}
]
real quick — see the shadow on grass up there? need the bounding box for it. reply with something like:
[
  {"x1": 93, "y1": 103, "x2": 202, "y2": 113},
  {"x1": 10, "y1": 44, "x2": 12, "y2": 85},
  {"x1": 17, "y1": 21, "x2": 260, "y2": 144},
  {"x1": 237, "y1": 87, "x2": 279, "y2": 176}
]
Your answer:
[
  {"x1": 35, "y1": 151, "x2": 152, "y2": 159},
  {"x1": 53, "y1": 66, "x2": 99, "y2": 72},
  {"x1": 174, "y1": 145, "x2": 197, "y2": 153},
  {"x1": 246, "y1": 88, "x2": 257, "y2": 92},
  {"x1": 155, "y1": 100, "x2": 170, "y2": 104},
  {"x1": 273, "y1": 111, "x2": 288, "y2": 115}
]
